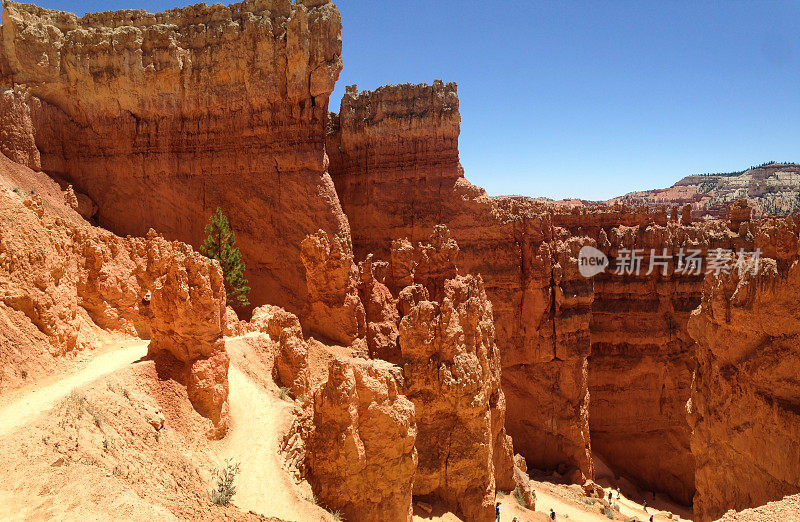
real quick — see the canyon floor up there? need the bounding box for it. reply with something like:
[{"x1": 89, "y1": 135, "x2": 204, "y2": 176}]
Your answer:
[{"x1": 0, "y1": 329, "x2": 692, "y2": 522}]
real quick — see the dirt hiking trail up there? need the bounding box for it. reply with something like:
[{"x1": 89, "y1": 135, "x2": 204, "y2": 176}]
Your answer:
[
  {"x1": 220, "y1": 336, "x2": 333, "y2": 521},
  {"x1": 0, "y1": 339, "x2": 148, "y2": 437}
]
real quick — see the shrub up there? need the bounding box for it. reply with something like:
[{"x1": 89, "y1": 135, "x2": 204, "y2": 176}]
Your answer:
[
  {"x1": 209, "y1": 459, "x2": 241, "y2": 506},
  {"x1": 514, "y1": 485, "x2": 525, "y2": 506},
  {"x1": 331, "y1": 511, "x2": 344, "y2": 521},
  {"x1": 279, "y1": 387, "x2": 291, "y2": 401},
  {"x1": 604, "y1": 506, "x2": 614, "y2": 519}
]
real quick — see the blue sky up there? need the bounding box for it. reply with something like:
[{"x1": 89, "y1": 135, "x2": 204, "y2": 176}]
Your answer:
[{"x1": 3, "y1": 0, "x2": 799, "y2": 199}]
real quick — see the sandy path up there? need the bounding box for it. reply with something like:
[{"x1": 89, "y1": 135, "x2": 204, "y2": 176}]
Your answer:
[
  {"x1": 0, "y1": 339, "x2": 148, "y2": 437},
  {"x1": 220, "y1": 341, "x2": 330, "y2": 521}
]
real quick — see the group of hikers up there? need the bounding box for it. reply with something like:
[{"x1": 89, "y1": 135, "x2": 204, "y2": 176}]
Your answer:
[{"x1": 494, "y1": 486, "x2": 656, "y2": 521}]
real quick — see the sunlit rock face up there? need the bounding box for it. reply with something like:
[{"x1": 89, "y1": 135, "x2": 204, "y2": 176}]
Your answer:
[
  {"x1": 0, "y1": 0, "x2": 348, "y2": 315},
  {"x1": 688, "y1": 217, "x2": 800, "y2": 521},
  {"x1": 328, "y1": 81, "x2": 596, "y2": 480}
]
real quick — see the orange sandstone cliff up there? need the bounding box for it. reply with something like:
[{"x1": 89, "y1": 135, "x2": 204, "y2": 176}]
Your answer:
[
  {"x1": 328, "y1": 82, "x2": 595, "y2": 481},
  {"x1": 0, "y1": 0, "x2": 348, "y2": 316},
  {"x1": 688, "y1": 217, "x2": 800, "y2": 521}
]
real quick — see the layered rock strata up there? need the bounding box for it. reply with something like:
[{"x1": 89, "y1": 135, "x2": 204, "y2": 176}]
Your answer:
[
  {"x1": 560, "y1": 216, "x2": 737, "y2": 505},
  {"x1": 328, "y1": 82, "x2": 596, "y2": 480},
  {"x1": 0, "y1": 0, "x2": 348, "y2": 314},
  {"x1": 688, "y1": 217, "x2": 800, "y2": 521},
  {"x1": 326, "y1": 81, "x2": 780, "y2": 505}
]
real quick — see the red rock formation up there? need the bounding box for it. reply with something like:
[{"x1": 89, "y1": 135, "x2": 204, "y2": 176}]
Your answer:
[
  {"x1": 0, "y1": 87, "x2": 40, "y2": 169},
  {"x1": 300, "y1": 229, "x2": 366, "y2": 345},
  {"x1": 148, "y1": 238, "x2": 229, "y2": 438},
  {"x1": 502, "y1": 229, "x2": 595, "y2": 481},
  {"x1": 223, "y1": 306, "x2": 245, "y2": 337},
  {"x1": 727, "y1": 200, "x2": 752, "y2": 230},
  {"x1": 0, "y1": 153, "x2": 230, "y2": 434},
  {"x1": 329, "y1": 83, "x2": 595, "y2": 479},
  {"x1": 305, "y1": 357, "x2": 417, "y2": 522},
  {"x1": 682, "y1": 204, "x2": 694, "y2": 225},
  {"x1": 327, "y1": 81, "x2": 461, "y2": 259},
  {"x1": 581, "y1": 222, "x2": 721, "y2": 505},
  {"x1": 688, "y1": 218, "x2": 800, "y2": 521},
  {"x1": 399, "y1": 273, "x2": 505, "y2": 522},
  {"x1": 358, "y1": 254, "x2": 400, "y2": 362},
  {"x1": 250, "y1": 303, "x2": 309, "y2": 397},
  {"x1": 0, "y1": 0, "x2": 348, "y2": 315},
  {"x1": 329, "y1": 81, "x2": 762, "y2": 504}
]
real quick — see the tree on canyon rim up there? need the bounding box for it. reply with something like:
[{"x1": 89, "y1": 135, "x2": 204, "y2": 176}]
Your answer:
[{"x1": 200, "y1": 207, "x2": 250, "y2": 308}]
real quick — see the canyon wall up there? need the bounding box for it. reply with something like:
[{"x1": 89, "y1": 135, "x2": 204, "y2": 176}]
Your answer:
[
  {"x1": 688, "y1": 217, "x2": 800, "y2": 521},
  {"x1": 328, "y1": 82, "x2": 595, "y2": 479},
  {"x1": 550, "y1": 212, "x2": 737, "y2": 505},
  {"x1": 328, "y1": 81, "x2": 786, "y2": 506},
  {"x1": 0, "y1": 0, "x2": 348, "y2": 315}
]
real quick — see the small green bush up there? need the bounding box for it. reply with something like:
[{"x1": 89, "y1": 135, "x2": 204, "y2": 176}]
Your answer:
[
  {"x1": 604, "y1": 506, "x2": 614, "y2": 519},
  {"x1": 514, "y1": 485, "x2": 525, "y2": 506},
  {"x1": 330, "y1": 511, "x2": 344, "y2": 521},
  {"x1": 209, "y1": 459, "x2": 241, "y2": 506},
  {"x1": 279, "y1": 387, "x2": 291, "y2": 400}
]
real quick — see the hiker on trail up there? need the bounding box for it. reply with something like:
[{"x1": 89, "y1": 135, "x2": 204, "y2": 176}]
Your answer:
[
  {"x1": 616, "y1": 487, "x2": 621, "y2": 499},
  {"x1": 550, "y1": 508, "x2": 556, "y2": 520},
  {"x1": 649, "y1": 516, "x2": 654, "y2": 522},
  {"x1": 608, "y1": 491, "x2": 613, "y2": 502},
  {"x1": 643, "y1": 499, "x2": 648, "y2": 512},
  {"x1": 495, "y1": 502, "x2": 500, "y2": 522}
]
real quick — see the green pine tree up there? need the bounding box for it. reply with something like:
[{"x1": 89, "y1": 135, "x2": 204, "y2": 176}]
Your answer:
[{"x1": 200, "y1": 207, "x2": 251, "y2": 308}]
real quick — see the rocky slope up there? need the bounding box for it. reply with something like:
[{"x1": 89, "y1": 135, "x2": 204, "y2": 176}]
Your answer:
[
  {"x1": 0, "y1": 0, "x2": 348, "y2": 315},
  {"x1": 688, "y1": 217, "x2": 800, "y2": 521},
  {"x1": 613, "y1": 163, "x2": 800, "y2": 219},
  {"x1": 0, "y1": 151, "x2": 230, "y2": 436},
  {"x1": 715, "y1": 493, "x2": 800, "y2": 521}
]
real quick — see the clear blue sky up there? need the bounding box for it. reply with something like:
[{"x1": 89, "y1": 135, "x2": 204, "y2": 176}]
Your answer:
[{"x1": 3, "y1": 0, "x2": 799, "y2": 200}]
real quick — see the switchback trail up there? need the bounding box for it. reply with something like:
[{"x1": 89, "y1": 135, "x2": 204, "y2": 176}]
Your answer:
[{"x1": 0, "y1": 339, "x2": 148, "y2": 437}]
